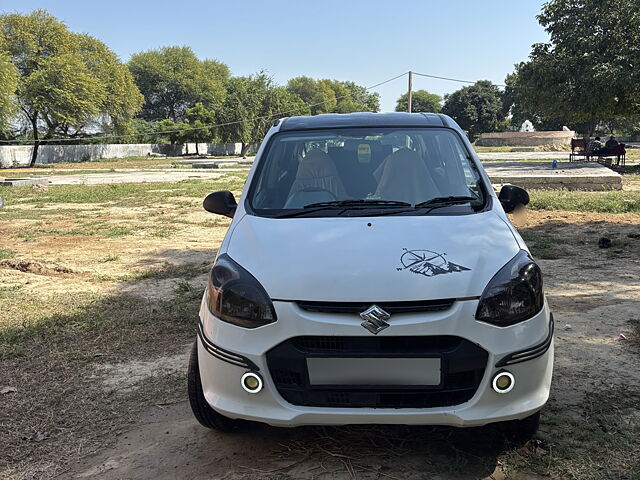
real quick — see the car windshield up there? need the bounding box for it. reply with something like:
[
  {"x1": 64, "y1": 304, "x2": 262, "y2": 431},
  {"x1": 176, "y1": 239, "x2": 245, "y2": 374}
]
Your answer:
[{"x1": 247, "y1": 127, "x2": 485, "y2": 217}]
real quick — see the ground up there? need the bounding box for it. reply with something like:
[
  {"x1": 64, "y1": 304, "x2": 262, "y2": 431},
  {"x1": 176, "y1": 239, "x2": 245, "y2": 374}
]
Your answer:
[{"x1": 1, "y1": 162, "x2": 640, "y2": 480}]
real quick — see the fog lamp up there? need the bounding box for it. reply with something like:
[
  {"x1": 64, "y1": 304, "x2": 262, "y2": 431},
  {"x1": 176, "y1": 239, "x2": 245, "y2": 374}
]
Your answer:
[
  {"x1": 492, "y1": 371, "x2": 515, "y2": 394},
  {"x1": 241, "y1": 372, "x2": 263, "y2": 393}
]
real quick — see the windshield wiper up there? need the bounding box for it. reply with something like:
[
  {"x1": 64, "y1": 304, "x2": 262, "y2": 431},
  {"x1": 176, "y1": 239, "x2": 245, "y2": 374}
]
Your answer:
[
  {"x1": 414, "y1": 195, "x2": 479, "y2": 208},
  {"x1": 303, "y1": 199, "x2": 411, "y2": 209},
  {"x1": 272, "y1": 200, "x2": 412, "y2": 218}
]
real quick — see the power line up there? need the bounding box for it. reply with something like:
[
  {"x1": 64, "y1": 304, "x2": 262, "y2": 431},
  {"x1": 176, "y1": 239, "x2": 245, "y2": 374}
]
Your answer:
[
  {"x1": 412, "y1": 71, "x2": 506, "y2": 88},
  {"x1": 0, "y1": 72, "x2": 409, "y2": 145}
]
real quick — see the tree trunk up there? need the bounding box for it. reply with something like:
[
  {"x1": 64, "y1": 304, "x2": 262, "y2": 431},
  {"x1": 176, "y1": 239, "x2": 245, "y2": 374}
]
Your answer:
[
  {"x1": 195, "y1": 142, "x2": 200, "y2": 156},
  {"x1": 583, "y1": 118, "x2": 597, "y2": 141},
  {"x1": 241, "y1": 143, "x2": 250, "y2": 158},
  {"x1": 29, "y1": 115, "x2": 40, "y2": 168}
]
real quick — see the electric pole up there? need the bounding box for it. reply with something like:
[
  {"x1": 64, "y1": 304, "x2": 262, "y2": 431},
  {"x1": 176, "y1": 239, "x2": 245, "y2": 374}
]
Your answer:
[{"x1": 407, "y1": 71, "x2": 413, "y2": 113}]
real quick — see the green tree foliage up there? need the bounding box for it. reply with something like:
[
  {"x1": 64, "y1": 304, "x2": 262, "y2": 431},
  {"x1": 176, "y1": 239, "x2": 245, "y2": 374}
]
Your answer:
[
  {"x1": 342, "y1": 81, "x2": 380, "y2": 112},
  {"x1": 395, "y1": 90, "x2": 442, "y2": 113},
  {"x1": 0, "y1": 39, "x2": 17, "y2": 133},
  {"x1": 442, "y1": 81, "x2": 504, "y2": 139},
  {"x1": 508, "y1": 0, "x2": 640, "y2": 136},
  {"x1": 501, "y1": 73, "x2": 564, "y2": 131},
  {"x1": 184, "y1": 102, "x2": 217, "y2": 155},
  {"x1": 286, "y1": 77, "x2": 379, "y2": 115},
  {"x1": 221, "y1": 73, "x2": 309, "y2": 156},
  {"x1": 128, "y1": 46, "x2": 228, "y2": 122},
  {"x1": 0, "y1": 10, "x2": 143, "y2": 165}
]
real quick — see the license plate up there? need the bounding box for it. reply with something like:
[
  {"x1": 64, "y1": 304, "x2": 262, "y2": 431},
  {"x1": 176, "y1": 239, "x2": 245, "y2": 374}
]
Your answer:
[{"x1": 306, "y1": 357, "x2": 441, "y2": 386}]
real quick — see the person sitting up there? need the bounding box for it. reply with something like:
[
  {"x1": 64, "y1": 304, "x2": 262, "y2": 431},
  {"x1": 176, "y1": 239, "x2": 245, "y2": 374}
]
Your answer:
[
  {"x1": 605, "y1": 135, "x2": 619, "y2": 149},
  {"x1": 587, "y1": 136, "x2": 608, "y2": 155}
]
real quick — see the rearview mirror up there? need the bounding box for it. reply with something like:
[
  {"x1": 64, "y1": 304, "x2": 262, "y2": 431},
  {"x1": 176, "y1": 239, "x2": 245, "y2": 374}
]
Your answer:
[
  {"x1": 203, "y1": 191, "x2": 237, "y2": 218},
  {"x1": 498, "y1": 185, "x2": 529, "y2": 214}
]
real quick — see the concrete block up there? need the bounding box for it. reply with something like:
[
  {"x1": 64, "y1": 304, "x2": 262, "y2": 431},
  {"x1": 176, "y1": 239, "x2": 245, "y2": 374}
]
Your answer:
[
  {"x1": 191, "y1": 161, "x2": 238, "y2": 169},
  {"x1": 0, "y1": 177, "x2": 49, "y2": 187}
]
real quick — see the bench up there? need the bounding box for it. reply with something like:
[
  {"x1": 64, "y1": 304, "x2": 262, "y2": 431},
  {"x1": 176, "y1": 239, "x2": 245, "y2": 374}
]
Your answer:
[{"x1": 569, "y1": 138, "x2": 626, "y2": 166}]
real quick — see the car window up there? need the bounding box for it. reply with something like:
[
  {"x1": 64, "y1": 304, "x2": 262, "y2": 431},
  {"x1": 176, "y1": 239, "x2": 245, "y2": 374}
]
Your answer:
[{"x1": 248, "y1": 128, "x2": 484, "y2": 216}]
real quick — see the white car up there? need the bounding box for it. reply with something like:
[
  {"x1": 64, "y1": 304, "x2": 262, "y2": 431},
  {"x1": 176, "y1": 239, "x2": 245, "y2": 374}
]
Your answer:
[{"x1": 188, "y1": 112, "x2": 553, "y2": 438}]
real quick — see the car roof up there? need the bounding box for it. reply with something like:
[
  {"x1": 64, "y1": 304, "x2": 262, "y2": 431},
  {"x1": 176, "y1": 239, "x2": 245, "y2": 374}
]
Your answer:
[{"x1": 278, "y1": 112, "x2": 452, "y2": 131}]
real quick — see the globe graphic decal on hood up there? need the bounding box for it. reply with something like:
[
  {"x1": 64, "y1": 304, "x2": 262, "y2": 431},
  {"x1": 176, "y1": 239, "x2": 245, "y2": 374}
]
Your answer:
[{"x1": 397, "y1": 249, "x2": 471, "y2": 277}]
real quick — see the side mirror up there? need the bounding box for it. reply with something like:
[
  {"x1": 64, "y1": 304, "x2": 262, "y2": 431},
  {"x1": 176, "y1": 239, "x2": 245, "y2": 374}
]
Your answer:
[
  {"x1": 498, "y1": 185, "x2": 529, "y2": 214},
  {"x1": 203, "y1": 191, "x2": 237, "y2": 218}
]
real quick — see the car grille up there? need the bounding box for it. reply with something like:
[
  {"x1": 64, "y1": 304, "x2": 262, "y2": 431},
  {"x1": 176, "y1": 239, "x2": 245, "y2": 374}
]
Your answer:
[
  {"x1": 266, "y1": 336, "x2": 488, "y2": 408},
  {"x1": 296, "y1": 299, "x2": 455, "y2": 314}
]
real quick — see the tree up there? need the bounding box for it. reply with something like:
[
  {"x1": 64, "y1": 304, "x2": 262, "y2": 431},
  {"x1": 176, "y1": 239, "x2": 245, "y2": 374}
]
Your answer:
[
  {"x1": 395, "y1": 90, "x2": 442, "y2": 113},
  {"x1": 509, "y1": 0, "x2": 640, "y2": 137},
  {"x1": 128, "y1": 46, "x2": 228, "y2": 122},
  {"x1": 286, "y1": 77, "x2": 379, "y2": 115},
  {"x1": 184, "y1": 102, "x2": 217, "y2": 155},
  {"x1": 501, "y1": 73, "x2": 564, "y2": 131},
  {"x1": 221, "y1": 73, "x2": 309, "y2": 156},
  {"x1": 0, "y1": 35, "x2": 18, "y2": 133},
  {"x1": 342, "y1": 81, "x2": 380, "y2": 112},
  {"x1": 442, "y1": 81, "x2": 504, "y2": 139},
  {"x1": 0, "y1": 10, "x2": 143, "y2": 166}
]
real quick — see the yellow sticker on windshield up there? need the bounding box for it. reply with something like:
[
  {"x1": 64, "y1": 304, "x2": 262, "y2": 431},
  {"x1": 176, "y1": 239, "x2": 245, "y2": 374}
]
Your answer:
[{"x1": 357, "y1": 144, "x2": 371, "y2": 163}]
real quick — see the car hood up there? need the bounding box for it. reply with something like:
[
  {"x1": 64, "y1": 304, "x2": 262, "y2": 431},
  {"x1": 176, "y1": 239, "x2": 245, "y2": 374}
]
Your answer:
[{"x1": 226, "y1": 211, "x2": 521, "y2": 302}]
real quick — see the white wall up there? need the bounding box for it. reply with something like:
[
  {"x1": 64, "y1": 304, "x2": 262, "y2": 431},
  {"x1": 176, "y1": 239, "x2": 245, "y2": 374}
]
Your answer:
[{"x1": 0, "y1": 143, "x2": 256, "y2": 168}]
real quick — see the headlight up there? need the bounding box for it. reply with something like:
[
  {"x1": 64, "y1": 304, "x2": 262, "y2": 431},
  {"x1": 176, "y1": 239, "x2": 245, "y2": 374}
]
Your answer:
[
  {"x1": 475, "y1": 250, "x2": 543, "y2": 326},
  {"x1": 206, "y1": 254, "x2": 277, "y2": 328}
]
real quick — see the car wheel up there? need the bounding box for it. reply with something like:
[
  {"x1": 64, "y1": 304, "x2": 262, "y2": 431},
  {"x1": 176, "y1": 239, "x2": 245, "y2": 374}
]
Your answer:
[
  {"x1": 500, "y1": 410, "x2": 541, "y2": 444},
  {"x1": 187, "y1": 341, "x2": 241, "y2": 432}
]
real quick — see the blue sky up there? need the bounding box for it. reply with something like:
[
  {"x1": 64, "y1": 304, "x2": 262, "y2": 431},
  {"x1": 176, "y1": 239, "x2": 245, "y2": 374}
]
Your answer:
[{"x1": 3, "y1": 0, "x2": 549, "y2": 112}]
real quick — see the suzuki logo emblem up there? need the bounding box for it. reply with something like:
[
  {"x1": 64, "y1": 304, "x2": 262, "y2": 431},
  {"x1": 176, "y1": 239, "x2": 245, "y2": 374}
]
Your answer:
[{"x1": 359, "y1": 305, "x2": 391, "y2": 334}]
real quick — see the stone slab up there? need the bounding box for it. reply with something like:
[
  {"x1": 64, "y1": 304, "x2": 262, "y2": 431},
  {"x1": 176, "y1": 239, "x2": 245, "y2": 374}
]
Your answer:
[
  {"x1": 0, "y1": 177, "x2": 49, "y2": 187},
  {"x1": 482, "y1": 161, "x2": 622, "y2": 191},
  {"x1": 477, "y1": 152, "x2": 568, "y2": 160},
  {"x1": 191, "y1": 161, "x2": 239, "y2": 169}
]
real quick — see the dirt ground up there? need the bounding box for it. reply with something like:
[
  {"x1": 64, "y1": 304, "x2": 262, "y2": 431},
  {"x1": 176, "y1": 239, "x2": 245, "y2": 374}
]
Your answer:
[{"x1": 1, "y1": 184, "x2": 640, "y2": 479}]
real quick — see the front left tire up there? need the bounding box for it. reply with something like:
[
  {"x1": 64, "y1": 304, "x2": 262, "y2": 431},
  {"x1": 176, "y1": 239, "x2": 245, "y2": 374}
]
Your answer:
[{"x1": 187, "y1": 341, "x2": 241, "y2": 432}]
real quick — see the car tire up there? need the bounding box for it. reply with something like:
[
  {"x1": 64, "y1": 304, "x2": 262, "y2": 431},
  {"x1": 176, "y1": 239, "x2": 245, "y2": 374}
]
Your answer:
[
  {"x1": 500, "y1": 410, "x2": 541, "y2": 444},
  {"x1": 187, "y1": 341, "x2": 241, "y2": 432}
]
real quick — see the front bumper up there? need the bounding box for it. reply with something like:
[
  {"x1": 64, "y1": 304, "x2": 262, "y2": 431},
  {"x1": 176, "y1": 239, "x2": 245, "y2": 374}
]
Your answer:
[{"x1": 197, "y1": 298, "x2": 554, "y2": 427}]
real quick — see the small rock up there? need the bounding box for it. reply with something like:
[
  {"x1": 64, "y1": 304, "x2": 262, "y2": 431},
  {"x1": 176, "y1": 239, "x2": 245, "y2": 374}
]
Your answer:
[
  {"x1": 564, "y1": 324, "x2": 573, "y2": 330},
  {"x1": 598, "y1": 237, "x2": 612, "y2": 249},
  {"x1": 1, "y1": 386, "x2": 17, "y2": 394},
  {"x1": 22, "y1": 432, "x2": 48, "y2": 442},
  {"x1": 619, "y1": 333, "x2": 628, "y2": 341}
]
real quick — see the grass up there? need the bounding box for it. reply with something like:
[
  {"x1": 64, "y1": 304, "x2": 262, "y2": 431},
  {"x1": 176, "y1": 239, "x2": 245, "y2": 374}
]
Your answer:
[
  {"x1": 519, "y1": 232, "x2": 565, "y2": 259},
  {"x1": 529, "y1": 189, "x2": 640, "y2": 214},
  {"x1": 133, "y1": 262, "x2": 209, "y2": 281},
  {"x1": 616, "y1": 163, "x2": 640, "y2": 181},
  {"x1": 502, "y1": 389, "x2": 640, "y2": 480},
  {"x1": 0, "y1": 265, "x2": 202, "y2": 359},
  {"x1": 103, "y1": 226, "x2": 133, "y2": 237},
  {"x1": 1, "y1": 169, "x2": 117, "y2": 178},
  {"x1": 0, "y1": 177, "x2": 246, "y2": 209},
  {"x1": 0, "y1": 154, "x2": 248, "y2": 176},
  {"x1": 0, "y1": 248, "x2": 15, "y2": 260},
  {"x1": 0, "y1": 279, "x2": 200, "y2": 477}
]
